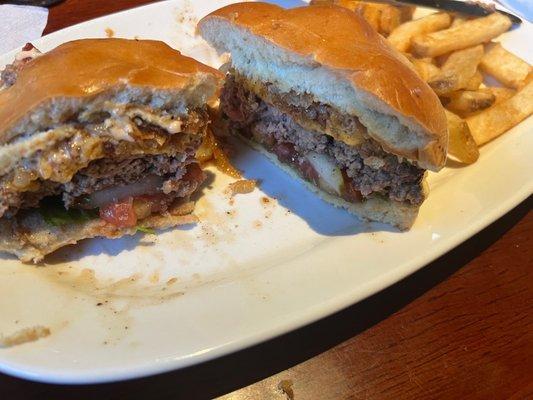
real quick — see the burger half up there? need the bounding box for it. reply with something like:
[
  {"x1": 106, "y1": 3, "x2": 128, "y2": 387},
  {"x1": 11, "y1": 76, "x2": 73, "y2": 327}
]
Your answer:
[
  {"x1": 0, "y1": 39, "x2": 221, "y2": 262},
  {"x1": 199, "y1": 3, "x2": 448, "y2": 229}
]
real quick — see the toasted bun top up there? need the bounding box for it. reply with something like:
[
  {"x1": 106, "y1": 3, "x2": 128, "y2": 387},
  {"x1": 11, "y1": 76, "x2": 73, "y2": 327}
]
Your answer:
[
  {"x1": 199, "y1": 3, "x2": 448, "y2": 170},
  {"x1": 0, "y1": 38, "x2": 222, "y2": 144}
]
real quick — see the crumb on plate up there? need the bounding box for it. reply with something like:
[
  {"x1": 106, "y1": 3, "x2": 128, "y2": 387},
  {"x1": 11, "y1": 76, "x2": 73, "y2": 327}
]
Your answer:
[
  {"x1": 0, "y1": 326, "x2": 51, "y2": 348},
  {"x1": 227, "y1": 179, "x2": 257, "y2": 196},
  {"x1": 277, "y1": 379, "x2": 295, "y2": 400}
]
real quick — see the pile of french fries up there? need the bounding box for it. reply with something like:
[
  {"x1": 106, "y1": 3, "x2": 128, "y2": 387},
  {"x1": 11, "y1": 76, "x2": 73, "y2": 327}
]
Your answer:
[
  {"x1": 311, "y1": 0, "x2": 416, "y2": 35},
  {"x1": 311, "y1": 0, "x2": 533, "y2": 164}
]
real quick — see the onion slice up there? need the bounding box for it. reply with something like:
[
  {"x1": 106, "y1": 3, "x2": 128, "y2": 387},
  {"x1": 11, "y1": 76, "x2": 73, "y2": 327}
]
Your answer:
[
  {"x1": 85, "y1": 175, "x2": 164, "y2": 209},
  {"x1": 306, "y1": 152, "x2": 344, "y2": 195}
]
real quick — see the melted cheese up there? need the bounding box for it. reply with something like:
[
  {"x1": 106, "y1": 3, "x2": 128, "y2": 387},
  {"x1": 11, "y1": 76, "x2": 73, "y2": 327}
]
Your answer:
[
  {"x1": 97, "y1": 117, "x2": 135, "y2": 143},
  {"x1": 126, "y1": 108, "x2": 183, "y2": 134},
  {"x1": 0, "y1": 127, "x2": 76, "y2": 176},
  {"x1": 1, "y1": 103, "x2": 193, "y2": 183},
  {"x1": 80, "y1": 103, "x2": 187, "y2": 142}
]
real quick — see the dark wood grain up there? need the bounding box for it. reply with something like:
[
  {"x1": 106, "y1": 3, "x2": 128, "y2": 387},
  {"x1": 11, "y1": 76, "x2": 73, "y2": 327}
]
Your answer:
[
  {"x1": 44, "y1": 0, "x2": 157, "y2": 35},
  {"x1": 2, "y1": 1, "x2": 532, "y2": 399}
]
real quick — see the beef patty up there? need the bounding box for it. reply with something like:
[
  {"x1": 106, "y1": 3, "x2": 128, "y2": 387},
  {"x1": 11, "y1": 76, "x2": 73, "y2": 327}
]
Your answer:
[
  {"x1": 0, "y1": 117, "x2": 206, "y2": 218},
  {"x1": 221, "y1": 75, "x2": 425, "y2": 205},
  {"x1": 0, "y1": 153, "x2": 205, "y2": 218},
  {"x1": 63, "y1": 153, "x2": 204, "y2": 209}
]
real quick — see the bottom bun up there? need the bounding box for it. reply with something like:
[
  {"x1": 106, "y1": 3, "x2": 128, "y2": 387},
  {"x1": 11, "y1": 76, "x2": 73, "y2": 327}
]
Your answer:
[
  {"x1": 241, "y1": 135, "x2": 421, "y2": 230},
  {"x1": 0, "y1": 202, "x2": 198, "y2": 263}
]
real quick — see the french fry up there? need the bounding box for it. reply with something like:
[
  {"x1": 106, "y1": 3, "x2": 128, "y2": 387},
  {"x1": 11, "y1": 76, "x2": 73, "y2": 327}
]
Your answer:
[
  {"x1": 387, "y1": 13, "x2": 451, "y2": 52},
  {"x1": 410, "y1": 58, "x2": 440, "y2": 82},
  {"x1": 450, "y1": 15, "x2": 468, "y2": 28},
  {"x1": 399, "y1": 5, "x2": 415, "y2": 23},
  {"x1": 466, "y1": 80, "x2": 533, "y2": 145},
  {"x1": 379, "y1": 5, "x2": 402, "y2": 35},
  {"x1": 411, "y1": 13, "x2": 512, "y2": 57},
  {"x1": 464, "y1": 71, "x2": 483, "y2": 91},
  {"x1": 359, "y1": 4, "x2": 382, "y2": 33},
  {"x1": 442, "y1": 89, "x2": 495, "y2": 115},
  {"x1": 428, "y1": 45, "x2": 484, "y2": 95},
  {"x1": 445, "y1": 110, "x2": 479, "y2": 164},
  {"x1": 337, "y1": 1, "x2": 412, "y2": 36},
  {"x1": 480, "y1": 42, "x2": 532, "y2": 89},
  {"x1": 416, "y1": 56, "x2": 434, "y2": 64},
  {"x1": 310, "y1": 1, "x2": 403, "y2": 35},
  {"x1": 487, "y1": 86, "x2": 516, "y2": 104}
]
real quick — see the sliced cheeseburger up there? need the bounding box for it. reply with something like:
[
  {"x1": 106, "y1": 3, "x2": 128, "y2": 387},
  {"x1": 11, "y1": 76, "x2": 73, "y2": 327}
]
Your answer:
[
  {"x1": 0, "y1": 38, "x2": 221, "y2": 262},
  {"x1": 199, "y1": 3, "x2": 448, "y2": 229}
]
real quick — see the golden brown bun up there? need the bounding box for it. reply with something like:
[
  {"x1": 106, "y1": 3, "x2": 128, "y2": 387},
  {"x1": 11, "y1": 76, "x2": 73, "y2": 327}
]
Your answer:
[
  {"x1": 0, "y1": 38, "x2": 222, "y2": 144},
  {"x1": 199, "y1": 3, "x2": 448, "y2": 171}
]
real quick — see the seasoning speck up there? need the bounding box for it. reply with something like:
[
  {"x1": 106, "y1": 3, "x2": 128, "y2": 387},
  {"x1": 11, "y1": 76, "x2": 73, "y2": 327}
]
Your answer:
[{"x1": 227, "y1": 179, "x2": 257, "y2": 196}]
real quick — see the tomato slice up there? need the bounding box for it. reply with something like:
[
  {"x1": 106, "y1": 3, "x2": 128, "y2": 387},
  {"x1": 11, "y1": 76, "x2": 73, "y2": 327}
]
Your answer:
[
  {"x1": 341, "y1": 169, "x2": 362, "y2": 203},
  {"x1": 99, "y1": 197, "x2": 137, "y2": 228},
  {"x1": 134, "y1": 194, "x2": 169, "y2": 216},
  {"x1": 299, "y1": 159, "x2": 320, "y2": 186},
  {"x1": 272, "y1": 142, "x2": 297, "y2": 164}
]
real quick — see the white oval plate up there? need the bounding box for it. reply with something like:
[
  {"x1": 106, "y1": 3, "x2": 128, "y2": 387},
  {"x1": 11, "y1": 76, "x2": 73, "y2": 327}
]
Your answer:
[{"x1": 0, "y1": 0, "x2": 531, "y2": 384}]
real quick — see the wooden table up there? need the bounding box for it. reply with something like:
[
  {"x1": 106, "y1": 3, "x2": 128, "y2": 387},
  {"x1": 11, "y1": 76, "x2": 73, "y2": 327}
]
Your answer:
[{"x1": 2, "y1": 1, "x2": 532, "y2": 398}]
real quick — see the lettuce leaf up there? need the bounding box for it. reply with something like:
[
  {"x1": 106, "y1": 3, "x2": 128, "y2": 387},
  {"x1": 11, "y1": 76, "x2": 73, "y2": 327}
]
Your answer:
[
  {"x1": 136, "y1": 226, "x2": 155, "y2": 234},
  {"x1": 39, "y1": 197, "x2": 99, "y2": 227},
  {"x1": 39, "y1": 198, "x2": 157, "y2": 234}
]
